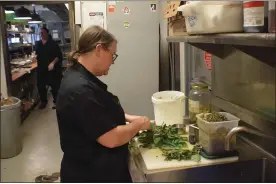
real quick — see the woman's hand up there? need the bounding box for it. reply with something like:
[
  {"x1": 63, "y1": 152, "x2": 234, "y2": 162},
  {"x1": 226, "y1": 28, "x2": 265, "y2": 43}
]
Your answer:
[
  {"x1": 48, "y1": 62, "x2": 55, "y2": 71},
  {"x1": 48, "y1": 57, "x2": 59, "y2": 71},
  {"x1": 131, "y1": 116, "x2": 152, "y2": 131}
]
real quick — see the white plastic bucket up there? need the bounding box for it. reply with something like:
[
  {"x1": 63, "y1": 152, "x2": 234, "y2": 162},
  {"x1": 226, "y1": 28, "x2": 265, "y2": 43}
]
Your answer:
[{"x1": 152, "y1": 91, "x2": 186, "y2": 126}]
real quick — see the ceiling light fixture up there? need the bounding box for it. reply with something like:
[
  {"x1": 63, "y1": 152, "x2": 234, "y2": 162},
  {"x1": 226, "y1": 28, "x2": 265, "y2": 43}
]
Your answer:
[
  {"x1": 5, "y1": 7, "x2": 15, "y2": 14},
  {"x1": 14, "y1": 6, "x2": 32, "y2": 20},
  {"x1": 28, "y1": 6, "x2": 43, "y2": 24}
]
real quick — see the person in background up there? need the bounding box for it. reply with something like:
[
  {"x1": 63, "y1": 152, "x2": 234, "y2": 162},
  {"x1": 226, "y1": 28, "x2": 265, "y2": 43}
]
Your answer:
[
  {"x1": 35, "y1": 27, "x2": 63, "y2": 109},
  {"x1": 56, "y1": 26, "x2": 152, "y2": 182}
]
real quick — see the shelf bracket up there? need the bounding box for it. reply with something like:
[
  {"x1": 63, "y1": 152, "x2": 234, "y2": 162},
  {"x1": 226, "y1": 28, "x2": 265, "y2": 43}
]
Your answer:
[
  {"x1": 189, "y1": 43, "x2": 234, "y2": 59},
  {"x1": 233, "y1": 45, "x2": 276, "y2": 67}
]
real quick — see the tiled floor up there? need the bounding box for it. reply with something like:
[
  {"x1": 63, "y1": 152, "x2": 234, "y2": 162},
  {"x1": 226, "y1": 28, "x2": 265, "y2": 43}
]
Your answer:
[{"x1": 1, "y1": 101, "x2": 62, "y2": 182}]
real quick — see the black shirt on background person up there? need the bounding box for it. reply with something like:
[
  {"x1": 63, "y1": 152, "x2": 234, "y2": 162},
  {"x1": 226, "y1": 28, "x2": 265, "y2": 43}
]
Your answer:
[
  {"x1": 55, "y1": 26, "x2": 152, "y2": 182},
  {"x1": 35, "y1": 27, "x2": 63, "y2": 109}
]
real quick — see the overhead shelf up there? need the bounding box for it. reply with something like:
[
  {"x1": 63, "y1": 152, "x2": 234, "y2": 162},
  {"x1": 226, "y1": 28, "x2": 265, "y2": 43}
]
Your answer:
[
  {"x1": 7, "y1": 30, "x2": 35, "y2": 34},
  {"x1": 167, "y1": 33, "x2": 276, "y2": 47}
]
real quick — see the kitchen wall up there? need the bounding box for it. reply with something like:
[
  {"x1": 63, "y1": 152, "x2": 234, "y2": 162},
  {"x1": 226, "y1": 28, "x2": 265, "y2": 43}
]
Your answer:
[
  {"x1": 0, "y1": 23, "x2": 8, "y2": 98},
  {"x1": 212, "y1": 47, "x2": 275, "y2": 123}
]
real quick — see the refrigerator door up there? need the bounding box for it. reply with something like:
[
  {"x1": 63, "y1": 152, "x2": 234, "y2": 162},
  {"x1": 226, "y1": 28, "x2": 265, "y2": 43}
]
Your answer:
[{"x1": 100, "y1": 1, "x2": 159, "y2": 119}]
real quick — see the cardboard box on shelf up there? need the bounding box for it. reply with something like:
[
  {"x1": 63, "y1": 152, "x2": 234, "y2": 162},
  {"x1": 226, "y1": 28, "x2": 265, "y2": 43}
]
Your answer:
[{"x1": 164, "y1": 1, "x2": 187, "y2": 36}]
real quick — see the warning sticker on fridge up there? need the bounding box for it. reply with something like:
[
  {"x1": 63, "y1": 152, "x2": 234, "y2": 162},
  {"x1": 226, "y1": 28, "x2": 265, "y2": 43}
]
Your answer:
[
  {"x1": 108, "y1": 1, "x2": 116, "y2": 6},
  {"x1": 108, "y1": 5, "x2": 115, "y2": 13},
  {"x1": 150, "y1": 4, "x2": 157, "y2": 12},
  {"x1": 204, "y1": 52, "x2": 212, "y2": 70},
  {"x1": 123, "y1": 7, "x2": 130, "y2": 15},
  {"x1": 89, "y1": 12, "x2": 104, "y2": 28},
  {"x1": 123, "y1": 21, "x2": 130, "y2": 28}
]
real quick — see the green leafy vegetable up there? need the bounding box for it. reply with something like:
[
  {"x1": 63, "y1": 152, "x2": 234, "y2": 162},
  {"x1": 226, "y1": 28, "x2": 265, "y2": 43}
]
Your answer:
[
  {"x1": 137, "y1": 124, "x2": 201, "y2": 162},
  {"x1": 138, "y1": 124, "x2": 187, "y2": 150},
  {"x1": 201, "y1": 112, "x2": 228, "y2": 122},
  {"x1": 162, "y1": 145, "x2": 201, "y2": 161}
]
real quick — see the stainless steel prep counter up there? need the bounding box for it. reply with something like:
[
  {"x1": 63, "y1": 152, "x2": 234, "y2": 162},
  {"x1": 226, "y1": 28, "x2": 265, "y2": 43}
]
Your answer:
[{"x1": 128, "y1": 135, "x2": 276, "y2": 182}]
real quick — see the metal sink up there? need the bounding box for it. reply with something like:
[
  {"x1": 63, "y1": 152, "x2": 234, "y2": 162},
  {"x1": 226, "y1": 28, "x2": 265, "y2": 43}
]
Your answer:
[{"x1": 144, "y1": 158, "x2": 266, "y2": 182}]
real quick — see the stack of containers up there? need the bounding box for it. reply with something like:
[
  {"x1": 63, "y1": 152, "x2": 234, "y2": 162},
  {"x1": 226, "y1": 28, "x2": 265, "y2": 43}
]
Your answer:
[
  {"x1": 196, "y1": 112, "x2": 240, "y2": 156},
  {"x1": 178, "y1": 1, "x2": 244, "y2": 35}
]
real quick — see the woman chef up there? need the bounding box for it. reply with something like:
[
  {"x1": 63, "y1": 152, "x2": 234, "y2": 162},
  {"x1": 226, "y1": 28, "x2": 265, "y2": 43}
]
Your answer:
[{"x1": 56, "y1": 25, "x2": 152, "y2": 182}]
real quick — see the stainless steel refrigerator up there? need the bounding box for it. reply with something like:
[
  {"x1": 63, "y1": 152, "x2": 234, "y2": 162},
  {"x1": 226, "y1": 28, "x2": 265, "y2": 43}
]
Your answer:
[{"x1": 102, "y1": 1, "x2": 159, "y2": 119}]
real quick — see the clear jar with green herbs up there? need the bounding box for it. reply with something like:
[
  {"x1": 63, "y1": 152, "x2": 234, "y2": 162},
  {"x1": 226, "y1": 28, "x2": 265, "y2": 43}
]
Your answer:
[{"x1": 188, "y1": 83, "x2": 211, "y2": 123}]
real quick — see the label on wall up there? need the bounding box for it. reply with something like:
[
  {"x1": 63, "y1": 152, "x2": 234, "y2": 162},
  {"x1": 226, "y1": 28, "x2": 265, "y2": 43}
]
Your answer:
[
  {"x1": 123, "y1": 21, "x2": 130, "y2": 28},
  {"x1": 150, "y1": 4, "x2": 157, "y2": 12},
  {"x1": 123, "y1": 7, "x2": 130, "y2": 15},
  {"x1": 204, "y1": 52, "x2": 212, "y2": 70},
  {"x1": 89, "y1": 12, "x2": 104, "y2": 28},
  {"x1": 108, "y1": 1, "x2": 116, "y2": 6}
]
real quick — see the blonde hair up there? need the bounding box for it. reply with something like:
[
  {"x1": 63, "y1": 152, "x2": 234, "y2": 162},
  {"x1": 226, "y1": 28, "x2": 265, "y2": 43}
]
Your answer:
[{"x1": 68, "y1": 26, "x2": 116, "y2": 62}]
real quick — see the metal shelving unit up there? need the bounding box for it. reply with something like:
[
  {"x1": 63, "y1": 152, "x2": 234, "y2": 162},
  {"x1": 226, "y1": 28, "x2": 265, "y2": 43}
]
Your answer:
[
  {"x1": 167, "y1": 33, "x2": 276, "y2": 67},
  {"x1": 167, "y1": 33, "x2": 276, "y2": 47},
  {"x1": 166, "y1": 31, "x2": 276, "y2": 136}
]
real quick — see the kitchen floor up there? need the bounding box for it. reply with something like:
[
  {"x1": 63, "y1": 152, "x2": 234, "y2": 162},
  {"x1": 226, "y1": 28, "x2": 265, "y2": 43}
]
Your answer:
[{"x1": 1, "y1": 100, "x2": 62, "y2": 182}]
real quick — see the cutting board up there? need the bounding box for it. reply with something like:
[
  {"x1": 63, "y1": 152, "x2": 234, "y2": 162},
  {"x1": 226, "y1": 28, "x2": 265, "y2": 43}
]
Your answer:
[{"x1": 136, "y1": 139, "x2": 239, "y2": 171}]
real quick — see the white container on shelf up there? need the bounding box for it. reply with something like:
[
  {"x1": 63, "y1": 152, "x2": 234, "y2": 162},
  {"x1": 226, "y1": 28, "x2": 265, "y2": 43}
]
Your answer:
[
  {"x1": 152, "y1": 91, "x2": 185, "y2": 126},
  {"x1": 196, "y1": 112, "x2": 240, "y2": 155},
  {"x1": 179, "y1": 1, "x2": 243, "y2": 35}
]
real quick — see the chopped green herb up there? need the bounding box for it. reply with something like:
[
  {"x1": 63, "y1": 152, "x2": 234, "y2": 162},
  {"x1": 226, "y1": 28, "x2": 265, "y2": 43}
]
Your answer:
[
  {"x1": 201, "y1": 112, "x2": 228, "y2": 122},
  {"x1": 137, "y1": 124, "x2": 201, "y2": 162}
]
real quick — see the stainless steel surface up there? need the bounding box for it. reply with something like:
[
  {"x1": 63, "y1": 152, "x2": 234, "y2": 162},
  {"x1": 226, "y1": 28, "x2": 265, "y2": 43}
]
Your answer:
[
  {"x1": 169, "y1": 43, "x2": 176, "y2": 90},
  {"x1": 68, "y1": 2, "x2": 76, "y2": 50},
  {"x1": 166, "y1": 18, "x2": 276, "y2": 183},
  {"x1": 143, "y1": 159, "x2": 266, "y2": 182},
  {"x1": 167, "y1": 33, "x2": 276, "y2": 47},
  {"x1": 129, "y1": 135, "x2": 276, "y2": 182},
  {"x1": 225, "y1": 126, "x2": 276, "y2": 151},
  {"x1": 212, "y1": 48, "x2": 275, "y2": 124},
  {"x1": 103, "y1": 1, "x2": 159, "y2": 119},
  {"x1": 159, "y1": 1, "x2": 170, "y2": 91},
  {"x1": 168, "y1": 42, "x2": 181, "y2": 90},
  {"x1": 0, "y1": 5, "x2": 12, "y2": 96},
  {"x1": 183, "y1": 42, "x2": 191, "y2": 116},
  {"x1": 212, "y1": 96, "x2": 276, "y2": 157},
  {"x1": 188, "y1": 124, "x2": 199, "y2": 144},
  {"x1": 1, "y1": 97, "x2": 22, "y2": 158},
  {"x1": 191, "y1": 47, "x2": 212, "y2": 85}
]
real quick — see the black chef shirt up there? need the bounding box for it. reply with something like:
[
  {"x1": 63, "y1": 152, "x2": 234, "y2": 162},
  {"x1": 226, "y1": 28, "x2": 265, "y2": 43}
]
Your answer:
[
  {"x1": 35, "y1": 38, "x2": 62, "y2": 76},
  {"x1": 56, "y1": 63, "x2": 131, "y2": 182}
]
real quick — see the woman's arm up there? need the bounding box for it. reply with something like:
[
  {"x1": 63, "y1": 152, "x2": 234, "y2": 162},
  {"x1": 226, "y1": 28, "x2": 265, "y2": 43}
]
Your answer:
[
  {"x1": 74, "y1": 92, "x2": 152, "y2": 149},
  {"x1": 125, "y1": 113, "x2": 140, "y2": 122},
  {"x1": 97, "y1": 116, "x2": 151, "y2": 148}
]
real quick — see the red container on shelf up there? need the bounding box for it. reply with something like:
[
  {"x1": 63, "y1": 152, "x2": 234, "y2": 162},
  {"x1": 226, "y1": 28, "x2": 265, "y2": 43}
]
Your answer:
[
  {"x1": 268, "y1": 1, "x2": 275, "y2": 33},
  {"x1": 243, "y1": 1, "x2": 268, "y2": 33}
]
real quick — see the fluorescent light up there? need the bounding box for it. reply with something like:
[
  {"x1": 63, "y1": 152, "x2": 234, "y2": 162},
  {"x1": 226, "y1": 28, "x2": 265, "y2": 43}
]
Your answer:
[
  {"x1": 15, "y1": 6, "x2": 32, "y2": 20},
  {"x1": 14, "y1": 17, "x2": 32, "y2": 20},
  {"x1": 28, "y1": 20, "x2": 42, "y2": 24},
  {"x1": 5, "y1": 10, "x2": 15, "y2": 14}
]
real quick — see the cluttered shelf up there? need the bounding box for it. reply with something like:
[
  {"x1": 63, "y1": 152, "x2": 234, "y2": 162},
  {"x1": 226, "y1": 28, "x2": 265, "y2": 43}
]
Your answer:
[
  {"x1": 7, "y1": 30, "x2": 36, "y2": 34},
  {"x1": 12, "y1": 61, "x2": 37, "y2": 81},
  {"x1": 167, "y1": 33, "x2": 276, "y2": 47}
]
